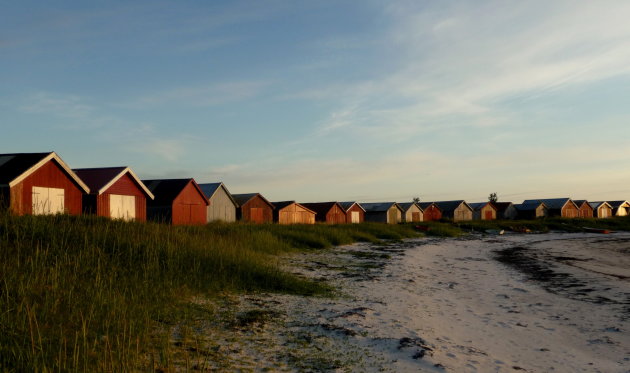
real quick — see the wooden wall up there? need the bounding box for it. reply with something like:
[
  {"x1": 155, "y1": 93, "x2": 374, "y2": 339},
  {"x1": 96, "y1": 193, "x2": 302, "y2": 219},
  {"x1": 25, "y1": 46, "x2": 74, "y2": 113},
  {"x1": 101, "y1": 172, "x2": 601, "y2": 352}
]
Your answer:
[
  {"x1": 276, "y1": 203, "x2": 315, "y2": 224},
  {"x1": 172, "y1": 182, "x2": 207, "y2": 225},
  {"x1": 10, "y1": 160, "x2": 83, "y2": 215},
  {"x1": 346, "y1": 205, "x2": 364, "y2": 223},
  {"x1": 403, "y1": 205, "x2": 423, "y2": 222},
  {"x1": 324, "y1": 204, "x2": 346, "y2": 224},
  {"x1": 90, "y1": 173, "x2": 147, "y2": 221},
  {"x1": 422, "y1": 205, "x2": 442, "y2": 221},
  {"x1": 239, "y1": 195, "x2": 273, "y2": 223},
  {"x1": 207, "y1": 187, "x2": 236, "y2": 222},
  {"x1": 578, "y1": 204, "x2": 593, "y2": 218}
]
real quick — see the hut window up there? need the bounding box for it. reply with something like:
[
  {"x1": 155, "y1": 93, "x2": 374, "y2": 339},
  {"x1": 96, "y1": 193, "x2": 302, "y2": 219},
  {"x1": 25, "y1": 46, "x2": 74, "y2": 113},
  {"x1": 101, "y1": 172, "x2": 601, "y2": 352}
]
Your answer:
[
  {"x1": 110, "y1": 194, "x2": 136, "y2": 221},
  {"x1": 32, "y1": 186, "x2": 65, "y2": 215}
]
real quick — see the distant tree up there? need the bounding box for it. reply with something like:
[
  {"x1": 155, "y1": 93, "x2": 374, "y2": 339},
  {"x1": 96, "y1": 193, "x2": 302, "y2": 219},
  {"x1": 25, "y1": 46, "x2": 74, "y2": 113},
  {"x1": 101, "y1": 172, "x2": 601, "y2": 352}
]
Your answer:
[
  {"x1": 488, "y1": 192, "x2": 498, "y2": 203},
  {"x1": 413, "y1": 196, "x2": 420, "y2": 203}
]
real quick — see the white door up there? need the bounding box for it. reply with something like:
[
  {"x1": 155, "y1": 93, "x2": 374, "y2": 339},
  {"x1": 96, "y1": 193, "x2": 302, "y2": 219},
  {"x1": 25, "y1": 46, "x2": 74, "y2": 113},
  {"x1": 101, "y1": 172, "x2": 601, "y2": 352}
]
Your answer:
[
  {"x1": 350, "y1": 211, "x2": 359, "y2": 223},
  {"x1": 32, "y1": 186, "x2": 65, "y2": 215},
  {"x1": 110, "y1": 194, "x2": 136, "y2": 221}
]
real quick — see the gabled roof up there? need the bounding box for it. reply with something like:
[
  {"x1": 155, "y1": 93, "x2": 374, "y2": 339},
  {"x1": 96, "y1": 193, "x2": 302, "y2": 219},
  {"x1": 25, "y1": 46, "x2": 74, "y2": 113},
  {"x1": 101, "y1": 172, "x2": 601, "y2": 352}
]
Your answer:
[
  {"x1": 271, "y1": 201, "x2": 316, "y2": 214},
  {"x1": 573, "y1": 200, "x2": 590, "y2": 208},
  {"x1": 0, "y1": 152, "x2": 89, "y2": 193},
  {"x1": 493, "y1": 202, "x2": 514, "y2": 212},
  {"x1": 361, "y1": 202, "x2": 403, "y2": 212},
  {"x1": 301, "y1": 202, "x2": 344, "y2": 216},
  {"x1": 606, "y1": 200, "x2": 630, "y2": 208},
  {"x1": 398, "y1": 202, "x2": 423, "y2": 212},
  {"x1": 468, "y1": 202, "x2": 497, "y2": 211},
  {"x1": 522, "y1": 198, "x2": 576, "y2": 210},
  {"x1": 432, "y1": 200, "x2": 472, "y2": 213},
  {"x1": 418, "y1": 202, "x2": 440, "y2": 211},
  {"x1": 74, "y1": 166, "x2": 154, "y2": 199},
  {"x1": 142, "y1": 178, "x2": 209, "y2": 206},
  {"x1": 589, "y1": 201, "x2": 612, "y2": 210},
  {"x1": 514, "y1": 201, "x2": 547, "y2": 211},
  {"x1": 198, "y1": 182, "x2": 237, "y2": 206},
  {"x1": 339, "y1": 201, "x2": 366, "y2": 212},
  {"x1": 232, "y1": 193, "x2": 274, "y2": 209}
]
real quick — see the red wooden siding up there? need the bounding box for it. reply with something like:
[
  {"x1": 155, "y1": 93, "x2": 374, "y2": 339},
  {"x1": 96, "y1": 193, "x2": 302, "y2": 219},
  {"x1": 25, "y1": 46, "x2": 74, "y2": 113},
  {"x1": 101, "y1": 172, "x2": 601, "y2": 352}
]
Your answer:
[
  {"x1": 326, "y1": 205, "x2": 347, "y2": 224},
  {"x1": 96, "y1": 173, "x2": 147, "y2": 221},
  {"x1": 240, "y1": 196, "x2": 273, "y2": 223},
  {"x1": 423, "y1": 205, "x2": 442, "y2": 221},
  {"x1": 10, "y1": 160, "x2": 83, "y2": 215},
  {"x1": 172, "y1": 182, "x2": 207, "y2": 225},
  {"x1": 345, "y1": 205, "x2": 365, "y2": 223},
  {"x1": 578, "y1": 204, "x2": 593, "y2": 218}
]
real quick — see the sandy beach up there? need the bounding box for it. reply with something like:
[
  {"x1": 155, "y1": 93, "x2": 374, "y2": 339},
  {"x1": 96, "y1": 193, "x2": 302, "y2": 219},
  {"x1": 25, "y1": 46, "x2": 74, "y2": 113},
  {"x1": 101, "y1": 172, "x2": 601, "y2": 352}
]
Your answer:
[{"x1": 188, "y1": 232, "x2": 630, "y2": 372}]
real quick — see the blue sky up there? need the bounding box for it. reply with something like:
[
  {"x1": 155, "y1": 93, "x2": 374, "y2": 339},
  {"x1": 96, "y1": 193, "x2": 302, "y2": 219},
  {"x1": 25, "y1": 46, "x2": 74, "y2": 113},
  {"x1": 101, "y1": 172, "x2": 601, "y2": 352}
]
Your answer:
[{"x1": 2, "y1": 1, "x2": 630, "y2": 202}]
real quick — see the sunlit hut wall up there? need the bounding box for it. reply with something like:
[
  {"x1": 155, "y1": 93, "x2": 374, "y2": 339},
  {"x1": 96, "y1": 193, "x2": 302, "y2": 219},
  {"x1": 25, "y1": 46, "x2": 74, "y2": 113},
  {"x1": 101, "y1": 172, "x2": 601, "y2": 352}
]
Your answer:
[
  {"x1": 398, "y1": 202, "x2": 423, "y2": 223},
  {"x1": 232, "y1": 193, "x2": 274, "y2": 223},
  {"x1": 74, "y1": 167, "x2": 153, "y2": 222},
  {"x1": 608, "y1": 200, "x2": 630, "y2": 217},
  {"x1": 301, "y1": 202, "x2": 347, "y2": 224},
  {"x1": 514, "y1": 201, "x2": 548, "y2": 219},
  {"x1": 418, "y1": 202, "x2": 442, "y2": 221},
  {"x1": 142, "y1": 178, "x2": 209, "y2": 225},
  {"x1": 361, "y1": 202, "x2": 403, "y2": 224},
  {"x1": 433, "y1": 201, "x2": 473, "y2": 222},
  {"x1": 524, "y1": 198, "x2": 578, "y2": 218},
  {"x1": 198, "y1": 182, "x2": 238, "y2": 223},
  {"x1": 469, "y1": 202, "x2": 497, "y2": 221},
  {"x1": 271, "y1": 201, "x2": 316, "y2": 224},
  {"x1": 589, "y1": 201, "x2": 613, "y2": 218},
  {"x1": 0, "y1": 152, "x2": 88, "y2": 216},
  {"x1": 339, "y1": 201, "x2": 365, "y2": 224},
  {"x1": 493, "y1": 202, "x2": 518, "y2": 220},
  {"x1": 573, "y1": 200, "x2": 594, "y2": 218}
]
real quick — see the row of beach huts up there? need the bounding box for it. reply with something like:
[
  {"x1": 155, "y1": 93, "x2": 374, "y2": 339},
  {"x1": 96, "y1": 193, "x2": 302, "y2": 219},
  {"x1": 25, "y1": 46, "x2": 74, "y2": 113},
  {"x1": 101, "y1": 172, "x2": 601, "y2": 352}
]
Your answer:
[{"x1": 1, "y1": 152, "x2": 629, "y2": 225}]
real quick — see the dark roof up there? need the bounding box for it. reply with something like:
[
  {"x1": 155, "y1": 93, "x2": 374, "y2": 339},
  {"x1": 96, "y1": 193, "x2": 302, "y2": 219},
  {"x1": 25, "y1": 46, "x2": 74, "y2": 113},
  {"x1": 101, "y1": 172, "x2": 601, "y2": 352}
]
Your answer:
[
  {"x1": 198, "y1": 182, "x2": 237, "y2": 206},
  {"x1": 432, "y1": 200, "x2": 471, "y2": 213},
  {"x1": 522, "y1": 198, "x2": 573, "y2": 210},
  {"x1": 232, "y1": 193, "x2": 274, "y2": 209},
  {"x1": 514, "y1": 201, "x2": 546, "y2": 211},
  {"x1": 339, "y1": 201, "x2": 365, "y2": 212},
  {"x1": 607, "y1": 200, "x2": 629, "y2": 208},
  {"x1": 468, "y1": 202, "x2": 495, "y2": 211},
  {"x1": 0, "y1": 152, "x2": 54, "y2": 184},
  {"x1": 142, "y1": 179, "x2": 207, "y2": 205},
  {"x1": 493, "y1": 202, "x2": 513, "y2": 212},
  {"x1": 301, "y1": 202, "x2": 343, "y2": 216},
  {"x1": 589, "y1": 201, "x2": 611, "y2": 210},
  {"x1": 361, "y1": 202, "x2": 400, "y2": 212},
  {"x1": 0, "y1": 152, "x2": 89, "y2": 192},
  {"x1": 398, "y1": 202, "x2": 422, "y2": 212},
  {"x1": 74, "y1": 167, "x2": 153, "y2": 199},
  {"x1": 573, "y1": 200, "x2": 589, "y2": 207},
  {"x1": 418, "y1": 202, "x2": 439, "y2": 211}
]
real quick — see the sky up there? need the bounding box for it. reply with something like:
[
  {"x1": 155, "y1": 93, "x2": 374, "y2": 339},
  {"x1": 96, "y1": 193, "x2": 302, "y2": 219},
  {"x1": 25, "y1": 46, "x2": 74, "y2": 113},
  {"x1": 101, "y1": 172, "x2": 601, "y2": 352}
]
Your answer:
[{"x1": 2, "y1": 0, "x2": 630, "y2": 203}]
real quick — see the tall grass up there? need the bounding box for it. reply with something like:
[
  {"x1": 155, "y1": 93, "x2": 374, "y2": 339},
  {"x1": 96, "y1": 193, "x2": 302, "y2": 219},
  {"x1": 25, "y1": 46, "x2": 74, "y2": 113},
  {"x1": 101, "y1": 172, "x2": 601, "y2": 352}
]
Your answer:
[{"x1": 0, "y1": 213, "x2": 420, "y2": 371}]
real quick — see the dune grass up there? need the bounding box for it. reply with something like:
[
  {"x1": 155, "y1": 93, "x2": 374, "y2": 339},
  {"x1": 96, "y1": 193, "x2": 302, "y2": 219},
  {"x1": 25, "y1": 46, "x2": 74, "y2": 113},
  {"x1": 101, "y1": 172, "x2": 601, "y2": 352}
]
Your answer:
[{"x1": 0, "y1": 213, "x2": 420, "y2": 371}]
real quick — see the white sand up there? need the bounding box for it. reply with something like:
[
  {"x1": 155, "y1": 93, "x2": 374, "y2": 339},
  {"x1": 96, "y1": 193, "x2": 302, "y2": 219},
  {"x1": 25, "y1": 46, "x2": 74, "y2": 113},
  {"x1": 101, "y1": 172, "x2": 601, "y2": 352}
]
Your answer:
[{"x1": 183, "y1": 232, "x2": 630, "y2": 372}]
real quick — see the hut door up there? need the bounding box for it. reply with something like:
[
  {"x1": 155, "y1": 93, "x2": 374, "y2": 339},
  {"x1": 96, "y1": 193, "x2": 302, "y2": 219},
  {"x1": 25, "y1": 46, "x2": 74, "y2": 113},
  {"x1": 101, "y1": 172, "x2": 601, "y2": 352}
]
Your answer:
[
  {"x1": 350, "y1": 211, "x2": 359, "y2": 223},
  {"x1": 484, "y1": 210, "x2": 493, "y2": 220},
  {"x1": 412, "y1": 212, "x2": 420, "y2": 222},
  {"x1": 251, "y1": 207, "x2": 263, "y2": 223},
  {"x1": 387, "y1": 208, "x2": 398, "y2": 224},
  {"x1": 110, "y1": 194, "x2": 136, "y2": 221},
  {"x1": 32, "y1": 186, "x2": 64, "y2": 215}
]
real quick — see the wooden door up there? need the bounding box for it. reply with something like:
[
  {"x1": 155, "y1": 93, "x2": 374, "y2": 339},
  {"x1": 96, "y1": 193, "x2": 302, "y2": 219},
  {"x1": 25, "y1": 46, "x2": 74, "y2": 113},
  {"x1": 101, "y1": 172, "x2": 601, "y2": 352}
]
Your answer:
[
  {"x1": 110, "y1": 194, "x2": 136, "y2": 221},
  {"x1": 388, "y1": 208, "x2": 398, "y2": 224},
  {"x1": 412, "y1": 212, "x2": 420, "y2": 222},
  {"x1": 32, "y1": 186, "x2": 65, "y2": 215},
  {"x1": 350, "y1": 211, "x2": 359, "y2": 223},
  {"x1": 250, "y1": 207, "x2": 263, "y2": 223},
  {"x1": 485, "y1": 210, "x2": 493, "y2": 220}
]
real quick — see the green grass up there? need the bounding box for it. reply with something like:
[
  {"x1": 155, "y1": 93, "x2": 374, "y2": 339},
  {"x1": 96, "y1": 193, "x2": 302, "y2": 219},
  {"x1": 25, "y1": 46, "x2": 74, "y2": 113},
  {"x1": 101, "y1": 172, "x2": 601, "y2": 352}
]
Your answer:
[{"x1": 0, "y1": 213, "x2": 420, "y2": 372}]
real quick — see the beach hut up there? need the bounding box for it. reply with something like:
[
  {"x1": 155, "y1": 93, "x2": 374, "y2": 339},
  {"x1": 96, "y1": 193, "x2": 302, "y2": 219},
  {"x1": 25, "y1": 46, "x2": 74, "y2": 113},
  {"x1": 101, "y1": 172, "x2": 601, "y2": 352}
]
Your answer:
[
  {"x1": 573, "y1": 200, "x2": 594, "y2": 218},
  {"x1": 588, "y1": 202, "x2": 613, "y2": 218},
  {"x1": 198, "y1": 182, "x2": 238, "y2": 222},
  {"x1": 143, "y1": 179, "x2": 209, "y2": 225},
  {"x1": 361, "y1": 202, "x2": 403, "y2": 224},
  {"x1": 301, "y1": 202, "x2": 347, "y2": 224},
  {"x1": 469, "y1": 202, "x2": 497, "y2": 220},
  {"x1": 418, "y1": 202, "x2": 442, "y2": 221},
  {"x1": 339, "y1": 201, "x2": 365, "y2": 223},
  {"x1": 607, "y1": 201, "x2": 630, "y2": 217},
  {"x1": 493, "y1": 202, "x2": 518, "y2": 220},
  {"x1": 0, "y1": 152, "x2": 89, "y2": 215},
  {"x1": 232, "y1": 193, "x2": 274, "y2": 223},
  {"x1": 74, "y1": 167, "x2": 154, "y2": 221},
  {"x1": 399, "y1": 202, "x2": 424, "y2": 223},
  {"x1": 522, "y1": 198, "x2": 578, "y2": 218},
  {"x1": 272, "y1": 201, "x2": 316, "y2": 224},
  {"x1": 432, "y1": 201, "x2": 473, "y2": 221},
  {"x1": 514, "y1": 201, "x2": 548, "y2": 219}
]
